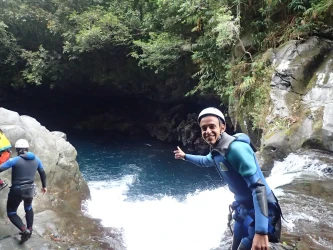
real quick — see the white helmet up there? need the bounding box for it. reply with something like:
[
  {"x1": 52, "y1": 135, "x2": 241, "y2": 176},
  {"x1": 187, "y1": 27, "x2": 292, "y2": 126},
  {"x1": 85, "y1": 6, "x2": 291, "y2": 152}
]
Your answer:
[
  {"x1": 15, "y1": 139, "x2": 29, "y2": 149},
  {"x1": 198, "y1": 107, "x2": 225, "y2": 124}
]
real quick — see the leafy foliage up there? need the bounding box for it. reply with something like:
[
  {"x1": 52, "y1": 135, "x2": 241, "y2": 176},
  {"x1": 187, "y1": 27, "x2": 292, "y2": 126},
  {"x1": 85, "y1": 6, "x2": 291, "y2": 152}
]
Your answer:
[
  {"x1": 231, "y1": 57, "x2": 274, "y2": 130},
  {"x1": 21, "y1": 46, "x2": 63, "y2": 85},
  {"x1": 305, "y1": 0, "x2": 333, "y2": 20},
  {"x1": 0, "y1": 22, "x2": 21, "y2": 65},
  {"x1": 131, "y1": 32, "x2": 187, "y2": 72},
  {"x1": 62, "y1": 7, "x2": 132, "y2": 55},
  {"x1": 0, "y1": 0, "x2": 330, "y2": 128},
  {"x1": 213, "y1": 7, "x2": 240, "y2": 48}
]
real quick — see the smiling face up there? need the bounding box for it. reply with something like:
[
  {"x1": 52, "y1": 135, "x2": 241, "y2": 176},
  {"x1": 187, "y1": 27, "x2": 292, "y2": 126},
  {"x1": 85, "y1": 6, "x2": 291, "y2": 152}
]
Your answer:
[{"x1": 199, "y1": 116, "x2": 226, "y2": 145}]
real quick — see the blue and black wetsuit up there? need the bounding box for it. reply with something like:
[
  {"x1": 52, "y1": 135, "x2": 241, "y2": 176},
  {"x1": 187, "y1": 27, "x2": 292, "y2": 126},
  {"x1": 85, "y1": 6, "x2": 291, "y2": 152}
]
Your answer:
[
  {"x1": 184, "y1": 132, "x2": 281, "y2": 250},
  {"x1": 0, "y1": 152, "x2": 47, "y2": 232}
]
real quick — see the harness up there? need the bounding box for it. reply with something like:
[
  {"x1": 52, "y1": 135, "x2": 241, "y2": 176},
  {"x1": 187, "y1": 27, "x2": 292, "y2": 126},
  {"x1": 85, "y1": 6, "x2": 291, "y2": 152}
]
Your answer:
[
  {"x1": 227, "y1": 201, "x2": 255, "y2": 235},
  {"x1": 218, "y1": 133, "x2": 284, "y2": 240}
]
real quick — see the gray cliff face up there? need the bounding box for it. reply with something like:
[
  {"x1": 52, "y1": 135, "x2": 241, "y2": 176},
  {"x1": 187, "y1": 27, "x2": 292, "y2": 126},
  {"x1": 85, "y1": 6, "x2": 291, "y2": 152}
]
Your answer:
[
  {"x1": 260, "y1": 37, "x2": 333, "y2": 167},
  {"x1": 152, "y1": 37, "x2": 333, "y2": 162},
  {"x1": 0, "y1": 108, "x2": 123, "y2": 250},
  {"x1": 0, "y1": 107, "x2": 90, "y2": 210}
]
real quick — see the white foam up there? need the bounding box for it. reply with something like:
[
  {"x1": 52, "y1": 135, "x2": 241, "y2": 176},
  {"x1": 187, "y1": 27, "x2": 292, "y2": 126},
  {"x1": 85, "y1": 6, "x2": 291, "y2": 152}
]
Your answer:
[
  {"x1": 269, "y1": 153, "x2": 329, "y2": 180},
  {"x1": 84, "y1": 152, "x2": 332, "y2": 250},
  {"x1": 86, "y1": 176, "x2": 234, "y2": 250},
  {"x1": 284, "y1": 212, "x2": 319, "y2": 231}
]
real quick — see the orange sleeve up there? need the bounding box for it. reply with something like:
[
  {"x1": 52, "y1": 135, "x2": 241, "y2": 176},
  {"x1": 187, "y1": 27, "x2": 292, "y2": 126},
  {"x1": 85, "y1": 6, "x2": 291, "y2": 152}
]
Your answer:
[{"x1": 0, "y1": 151, "x2": 10, "y2": 164}]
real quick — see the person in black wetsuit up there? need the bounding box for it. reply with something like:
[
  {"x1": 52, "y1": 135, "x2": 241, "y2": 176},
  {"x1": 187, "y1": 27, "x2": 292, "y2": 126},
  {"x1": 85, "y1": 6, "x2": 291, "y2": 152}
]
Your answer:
[{"x1": 0, "y1": 139, "x2": 47, "y2": 244}]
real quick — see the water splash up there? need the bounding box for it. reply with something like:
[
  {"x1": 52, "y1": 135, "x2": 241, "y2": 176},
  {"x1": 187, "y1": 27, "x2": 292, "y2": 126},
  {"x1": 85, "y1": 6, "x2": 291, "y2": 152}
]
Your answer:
[
  {"x1": 83, "y1": 150, "x2": 333, "y2": 250},
  {"x1": 86, "y1": 177, "x2": 233, "y2": 250},
  {"x1": 268, "y1": 152, "x2": 331, "y2": 187},
  {"x1": 284, "y1": 212, "x2": 319, "y2": 231}
]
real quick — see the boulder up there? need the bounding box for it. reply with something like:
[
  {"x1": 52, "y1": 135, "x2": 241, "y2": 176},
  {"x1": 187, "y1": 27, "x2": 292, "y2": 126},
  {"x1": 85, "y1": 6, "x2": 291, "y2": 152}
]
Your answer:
[
  {"x1": 177, "y1": 113, "x2": 209, "y2": 154},
  {"x1": 260, "y1": 37, "x2": 333, "y2": 168},
  {"x1": 51, "y1": 131, "x2": 67, "y2": 141},
  {"x1": 0, "y1": 108, "x2": 122, "y2": 249},
  {"x1": 0, "y1": 108, "x2": 89, "y2": 209}
]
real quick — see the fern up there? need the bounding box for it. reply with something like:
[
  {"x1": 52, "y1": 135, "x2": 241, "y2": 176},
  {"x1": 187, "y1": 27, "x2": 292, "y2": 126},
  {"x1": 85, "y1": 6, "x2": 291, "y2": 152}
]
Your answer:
[{"x1": 304, "y1": 0, "x2": 333, "y2": 20}]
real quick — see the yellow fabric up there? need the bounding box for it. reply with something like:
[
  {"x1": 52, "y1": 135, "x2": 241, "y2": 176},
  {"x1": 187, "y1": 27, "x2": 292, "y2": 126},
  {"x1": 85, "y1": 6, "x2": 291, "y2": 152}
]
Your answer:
[{"x1": 0, "y1": 132, "x2": 11, "y2": 151}]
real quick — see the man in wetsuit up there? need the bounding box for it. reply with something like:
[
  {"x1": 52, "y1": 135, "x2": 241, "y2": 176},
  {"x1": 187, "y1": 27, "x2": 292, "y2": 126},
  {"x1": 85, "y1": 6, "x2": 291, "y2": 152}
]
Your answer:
[
  {"x1": 0, "y1": 139, "x2": 47, "y2": 244},
  {"x1": 174, "y1": 107, "x2": 282, "y2": 250}
]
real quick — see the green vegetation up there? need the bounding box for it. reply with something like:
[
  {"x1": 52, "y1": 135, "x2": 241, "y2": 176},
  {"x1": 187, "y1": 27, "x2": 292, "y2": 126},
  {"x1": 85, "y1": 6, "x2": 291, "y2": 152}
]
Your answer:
[{"x1": 0, "y1": 0, "x2": 331, "y2": 129}]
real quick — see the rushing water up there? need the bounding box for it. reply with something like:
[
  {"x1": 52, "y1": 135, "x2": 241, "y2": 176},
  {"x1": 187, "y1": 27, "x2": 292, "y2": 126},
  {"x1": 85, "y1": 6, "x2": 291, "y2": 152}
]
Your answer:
[{"x1": 71, "y1": 133, "x2": 333, "y2": 250}]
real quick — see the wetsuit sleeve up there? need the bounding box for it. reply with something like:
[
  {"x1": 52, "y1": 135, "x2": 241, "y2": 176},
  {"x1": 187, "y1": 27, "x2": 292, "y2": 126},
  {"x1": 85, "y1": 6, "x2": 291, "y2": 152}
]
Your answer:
[
  {"x1": 184, "y1": 153, "x2": 215, "y2": 168},
  {"x1": 0, "y1": 157, "x2": 19, "y2": 172},
  {"x1": 227, "y1": 141, "x2": 269, "y2": 234},
  {"x1": 36, "y1": 158, "x2": 47, "y2": 188},
  {"x1": 0, "y1": 150, "x2": 10, "y2": 164}
]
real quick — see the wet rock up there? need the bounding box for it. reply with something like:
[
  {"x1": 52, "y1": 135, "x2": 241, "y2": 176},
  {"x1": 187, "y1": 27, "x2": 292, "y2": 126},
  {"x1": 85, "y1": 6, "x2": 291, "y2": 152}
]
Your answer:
[
  {"x1": 0, "y1": 108, "x2": 121, "y2": 249},
  {"x1": 322, "y1": 103, "x2": 333, "y2": 151},
  {"x1": 177, "y1": 113, "x2": 209, "y2": 154},
  {"x1": 0, "y1": 210, "x2": 66, "y2": 249},
  {"x1": 193, "y1": 137, "x2": 209, "y2": 155},
  {"x1": 0, "y1": 108, "x2": 90, "y2": 208},
  {"x1": 261, "y1": 37, "x2": 333, "y2": 164},
  {"x1": 270, "y1": 37, "x2": 331, "y2": 95},
  {"x1": 260, "y1": 131, "x2": 292, "y2": 171},
  {"x1": 51, "y1": 131, "x2": 67, "y2": 141},
  {"x1": 147, "y1": 104, "x2": 188, "y2": 142},
  {"x1": 322, "y1": 167, "x2": 333, "y2": 174},
  {"x1": 234, "y1": 33, "x2": 254, "y2": 58},
  {"x1": 269, "y1": 242, "x2": 294, "y2": 250}
]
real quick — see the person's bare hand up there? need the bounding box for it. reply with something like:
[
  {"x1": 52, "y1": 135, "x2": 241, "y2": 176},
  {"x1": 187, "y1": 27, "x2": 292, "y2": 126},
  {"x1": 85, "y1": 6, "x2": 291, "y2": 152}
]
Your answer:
[
  {"x1": 41, "y1": 187, "x2": 47, "y2": 194},
  {"x1": 251, "y1": 234, "x2": 269, "y2": 250},
  {"x1": 174, "y1": 146, "x2": 185, "y2": 160}
]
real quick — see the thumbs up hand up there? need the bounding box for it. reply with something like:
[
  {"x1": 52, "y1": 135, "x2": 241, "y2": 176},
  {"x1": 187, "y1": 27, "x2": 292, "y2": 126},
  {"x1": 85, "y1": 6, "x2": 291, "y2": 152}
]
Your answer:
[{"x1": 173, "y1": 146, "x2": 185, "y2": 160}]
